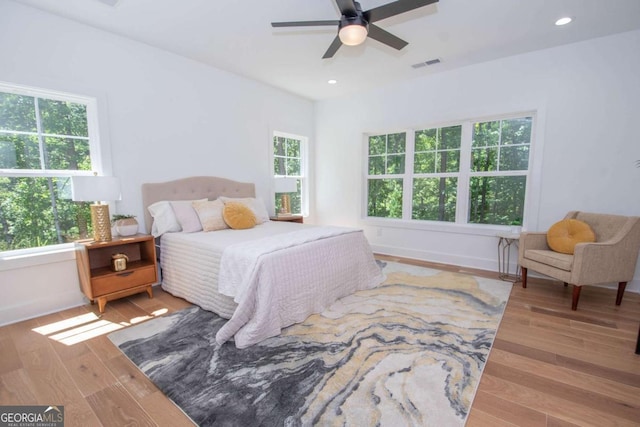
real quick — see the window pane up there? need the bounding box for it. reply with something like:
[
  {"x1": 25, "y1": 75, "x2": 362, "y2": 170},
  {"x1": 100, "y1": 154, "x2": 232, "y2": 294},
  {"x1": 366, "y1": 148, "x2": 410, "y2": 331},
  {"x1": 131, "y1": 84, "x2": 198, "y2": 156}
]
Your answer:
[
  {"x1": 0, "y1": 93, "x2": 37, "y2": 132},
  {"x1": 471, "y1": 147, "x2": 498, "y2": 172},
  {"x1": 39, "y1": 99, "x2": 88, "y2": 137},
  {"x1": 285, "y1": 138, "x2": 300, "y2": 158},
  {"x1": 369, "y1": 155, "x2": 385, "y2": 175},
  {"x1": 0, "y1": 176, "x2": 92, "y2": 250},
  {"x1": 472, "y1": 121, "x2": 500, "y2": 147},
  {"x1": 286, "y1": 158, "x2": 301, "y2": 176},
  {"x1": 367, "y1": 178, "x2": 402, "y2": 218},
  {"x1": 436, "y1": 150, "x2": 460, "y2": 173},
  {"x1": 440, "y1": 125, "x2": 462, "y2": 149},
  {"x1": 415, "y1": 129, "x2": 436, "y2": 151},
  {"x1": 368, "y1": 135, "x2": 385, "y2": 155},
  {"x1": 501, "y1": 117, "x2": 532, "y2": 145},
  {"x1": 273, "y1": 136, "x2": 286, "y2": 156},
  {"x1": 500, "y1": 145, "x2": 529, "y2": 171},
  {"x1": 414, "y1": 152, "x2": 436, "y2": 173},
  {"x1": 412, "y1": 177, "x2": 457, "y2": 222},
  {"x1": 273, "y1": 156, "x2": 286, "y2": 175},
  {"x1": 468, "y1": 176, "x2": 526, "y2": 225},
  {"x1": 0, "y1": 133, "x2": 40, "y2": 169},
  {"x1": 275, "y1": 179, "x2": 302, "y2": 215},
  {"x1": 43, "y1": 137, "x2": 91, "y2": 170},
  {"x1": 386, "y1": 154, "x2": 405, "y2": 174},
  {"x1": 387, "y1": 133, "x2": 406, "y2": 154}
]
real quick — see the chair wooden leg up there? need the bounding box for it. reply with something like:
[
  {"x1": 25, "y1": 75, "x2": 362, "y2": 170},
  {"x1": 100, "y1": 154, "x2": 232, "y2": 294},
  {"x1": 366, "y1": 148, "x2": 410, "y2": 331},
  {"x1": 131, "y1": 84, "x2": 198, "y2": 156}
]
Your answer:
[
  {"x1": 616, "y1": 282, "x2": 627, "y2": 306},
  {"x1": 571, "y1": 285, "x2": 581, "y2": 311},
  {"x1": 521, "y1": 267, "x2": 528, "y2": 288}
]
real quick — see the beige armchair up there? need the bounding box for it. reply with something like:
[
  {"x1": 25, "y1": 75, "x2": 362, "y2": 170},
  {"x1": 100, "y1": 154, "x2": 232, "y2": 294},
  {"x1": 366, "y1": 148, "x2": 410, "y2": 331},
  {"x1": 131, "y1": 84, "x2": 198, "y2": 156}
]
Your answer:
[{"x1": 519, "y1": 211, "x2": 640, "y2": 310}]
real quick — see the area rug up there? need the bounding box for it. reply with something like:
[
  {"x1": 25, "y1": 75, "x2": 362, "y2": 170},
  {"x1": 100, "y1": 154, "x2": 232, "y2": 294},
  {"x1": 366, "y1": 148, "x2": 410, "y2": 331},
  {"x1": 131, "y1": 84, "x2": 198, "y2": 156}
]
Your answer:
[{"x1": 108, "y1": 261, "x2": 511, "y2": 426}]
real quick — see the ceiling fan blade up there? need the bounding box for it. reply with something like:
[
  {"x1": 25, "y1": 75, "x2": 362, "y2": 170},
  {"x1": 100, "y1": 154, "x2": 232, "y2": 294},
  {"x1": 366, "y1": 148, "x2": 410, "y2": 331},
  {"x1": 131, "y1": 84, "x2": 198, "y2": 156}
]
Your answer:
[
  {"x1": 364, "y1": 0, "x2": 438, "y2": 23},
  {"x1": 367, "y1": 24, "x2": 408, "y2": 50},
  {"x1": 272, "y1": 20, "x2": 340, "y2": 28},
  {"x1": 322, "y1": 35, "x2": 343, "y2": 59},
  {"x1": 335, "y1": 0, "x2": 358, "y2": 16}
]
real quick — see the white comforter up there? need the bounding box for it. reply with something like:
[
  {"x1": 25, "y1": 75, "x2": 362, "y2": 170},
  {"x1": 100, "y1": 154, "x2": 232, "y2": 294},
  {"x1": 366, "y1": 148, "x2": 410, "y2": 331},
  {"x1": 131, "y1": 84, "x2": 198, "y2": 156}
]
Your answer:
[{"x1": 215, "y1": 226, "x2": 383, "y2": 347}]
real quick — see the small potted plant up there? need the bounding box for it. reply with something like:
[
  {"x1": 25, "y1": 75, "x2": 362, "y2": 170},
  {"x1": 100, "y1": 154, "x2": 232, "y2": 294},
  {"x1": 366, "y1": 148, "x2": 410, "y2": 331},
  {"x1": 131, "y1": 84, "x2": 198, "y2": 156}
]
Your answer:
[{"x1": 112, "y1": 214, "x2": 139, "y2": 237}]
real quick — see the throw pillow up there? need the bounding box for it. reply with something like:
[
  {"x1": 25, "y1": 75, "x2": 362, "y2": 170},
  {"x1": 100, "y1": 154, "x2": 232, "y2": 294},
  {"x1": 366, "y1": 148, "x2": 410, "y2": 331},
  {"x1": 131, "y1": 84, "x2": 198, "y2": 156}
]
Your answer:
[
  {"x1": 170, "y1": 199, "x2": 207, "y2": 233},
  {"x1": 547, "y1": 219, "x2": 596, "y2": 254},
  {"x1": 218, "y1": 196, "x2": 270, "y2": 224},
  {"x1": 222, "y1": 202, "x2": 257, "y2": 230},
  {"x1": 193, "y1": 199, "x2": 228, "y2": 232},
  {"x1": 148, "y1": 200, "x2": 181, "y2": 237}
]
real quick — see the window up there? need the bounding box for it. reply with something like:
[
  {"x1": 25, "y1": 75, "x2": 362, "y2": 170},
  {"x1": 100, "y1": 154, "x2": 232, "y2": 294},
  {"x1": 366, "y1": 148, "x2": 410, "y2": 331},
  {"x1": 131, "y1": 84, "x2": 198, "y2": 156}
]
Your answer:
[
  {"x1": 0, "y1": 83, "x2": 101, "y2": 251},
  {"x1": 367, "y1": 133, "x2": 405, "y2": 219},
  {"x1": 365, "y1": 114, "x2": 533, "y2": 227},
  {"x1": 272, "y1": 132, "x2": 308, "y2": 215}
]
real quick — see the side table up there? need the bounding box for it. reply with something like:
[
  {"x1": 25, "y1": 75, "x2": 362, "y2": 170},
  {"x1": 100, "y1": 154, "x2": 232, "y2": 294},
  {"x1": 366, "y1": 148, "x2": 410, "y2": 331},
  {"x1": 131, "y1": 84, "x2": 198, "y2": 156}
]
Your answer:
[
  {"x1": 497, "y1": 232, "x2": 521, "y2": 282},
  {"x1": 270, "y1": 215, "x2": 303, "y2": 224}
]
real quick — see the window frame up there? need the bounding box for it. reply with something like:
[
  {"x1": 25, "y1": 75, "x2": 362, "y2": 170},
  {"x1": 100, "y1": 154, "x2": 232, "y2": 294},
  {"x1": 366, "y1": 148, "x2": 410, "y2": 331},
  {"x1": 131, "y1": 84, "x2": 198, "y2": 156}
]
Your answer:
[
  {"x1": 0, "y1": 81, "x2": 106, "y2": 254},
  {"x1": 362, "y1": 111, "x2": 537, "y2": 233},
  {"x1": 271, "y1": 130, "x2": 309, "y2": 217}
]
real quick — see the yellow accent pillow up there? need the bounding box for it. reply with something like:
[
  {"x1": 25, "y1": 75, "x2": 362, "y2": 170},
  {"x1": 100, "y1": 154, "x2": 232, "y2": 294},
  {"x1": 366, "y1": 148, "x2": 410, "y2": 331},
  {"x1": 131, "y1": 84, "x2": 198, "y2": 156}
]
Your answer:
[
  {"x1": 547, "y1": 219, "x2": 596, "y2": 254},
  {"x1": 222, "y1": 202, "x2": 257, "y2": 230}
]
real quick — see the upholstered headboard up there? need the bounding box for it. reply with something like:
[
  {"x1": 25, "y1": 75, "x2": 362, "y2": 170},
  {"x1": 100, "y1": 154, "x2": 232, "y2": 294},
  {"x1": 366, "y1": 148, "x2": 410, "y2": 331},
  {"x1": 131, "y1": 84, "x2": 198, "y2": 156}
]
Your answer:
[{"x1": 141, "y1": 176, "x2": 256, "y2": 233}]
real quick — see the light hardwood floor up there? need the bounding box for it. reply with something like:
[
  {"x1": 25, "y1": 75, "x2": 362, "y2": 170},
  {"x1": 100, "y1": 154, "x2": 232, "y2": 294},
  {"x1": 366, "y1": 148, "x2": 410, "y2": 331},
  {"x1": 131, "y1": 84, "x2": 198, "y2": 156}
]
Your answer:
[{"x1": 1, "y1": 256, "x2": 639, "y2": 426}]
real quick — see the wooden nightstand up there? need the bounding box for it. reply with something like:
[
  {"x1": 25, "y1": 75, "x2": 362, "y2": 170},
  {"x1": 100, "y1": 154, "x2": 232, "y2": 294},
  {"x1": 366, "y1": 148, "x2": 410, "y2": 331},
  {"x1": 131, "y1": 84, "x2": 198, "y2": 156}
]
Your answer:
[
  {"x1": 270, "y1": 215, "x2": 304, "y2": 224},
  {"x1": 75, "y1": 234, "x2": 158, "y2": 313}
]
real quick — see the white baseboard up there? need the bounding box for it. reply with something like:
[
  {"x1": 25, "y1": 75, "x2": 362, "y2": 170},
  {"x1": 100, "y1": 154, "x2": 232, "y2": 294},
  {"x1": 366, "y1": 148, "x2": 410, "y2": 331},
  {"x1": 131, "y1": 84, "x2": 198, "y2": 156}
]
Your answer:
[{"x1": 0, "y1": 290, "x2": 86, "y2": 327}]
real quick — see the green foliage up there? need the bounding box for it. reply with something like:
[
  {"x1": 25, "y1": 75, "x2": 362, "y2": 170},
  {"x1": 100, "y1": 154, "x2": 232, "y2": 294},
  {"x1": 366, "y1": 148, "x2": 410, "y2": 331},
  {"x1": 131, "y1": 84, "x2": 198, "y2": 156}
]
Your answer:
[
  {"x1": 0, "y1": 91, "x2": 92, "y2": 251},
  {"x1": 366, "y1": 118, "x2": 532, "y2": 226},
  {"x1": 412, "y1": 177, "x2": 457, "y2": 222},
  {"x1": 368, "y1": 179, "x2": 402, "y2": 218}
]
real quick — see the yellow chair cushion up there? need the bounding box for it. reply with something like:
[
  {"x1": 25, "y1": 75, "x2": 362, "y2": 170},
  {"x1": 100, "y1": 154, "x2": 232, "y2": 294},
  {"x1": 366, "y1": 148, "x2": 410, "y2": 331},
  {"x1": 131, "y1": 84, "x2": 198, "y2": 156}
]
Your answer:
[
  {"x1": 547, "y1": 219, "x2": 596, "y2": 254},
  {"x1": 222, "y1": 202, "x2": 256, "y2": 230}
]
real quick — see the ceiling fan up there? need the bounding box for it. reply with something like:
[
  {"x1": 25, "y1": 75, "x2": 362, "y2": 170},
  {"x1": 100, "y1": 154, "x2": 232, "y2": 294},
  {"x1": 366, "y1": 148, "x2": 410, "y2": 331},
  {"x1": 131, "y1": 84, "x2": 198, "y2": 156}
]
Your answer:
[{"x1": 271, "y1": 0, "x2": 439, "y2": 59}]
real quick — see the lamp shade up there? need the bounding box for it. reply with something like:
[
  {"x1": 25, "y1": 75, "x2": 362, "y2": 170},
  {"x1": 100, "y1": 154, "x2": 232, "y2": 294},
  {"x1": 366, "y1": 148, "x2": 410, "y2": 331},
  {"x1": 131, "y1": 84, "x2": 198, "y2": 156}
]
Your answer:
[
  {"x1": 71, "y1": 176, "x2": 121, "y2": 202},
  {"x1": 274, "y1": 177, "x2": 297, "y2": 193}
]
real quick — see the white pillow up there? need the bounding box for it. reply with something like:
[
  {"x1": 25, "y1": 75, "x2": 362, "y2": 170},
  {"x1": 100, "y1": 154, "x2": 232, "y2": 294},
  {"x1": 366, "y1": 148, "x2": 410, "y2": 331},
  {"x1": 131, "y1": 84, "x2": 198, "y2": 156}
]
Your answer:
[
  {"x1": 218, "y1": 196, "x2": 270, "y2": 224},
  {"x1": 148, "y1": 201, "x2": 181, "y2": 237},
  {"x1": 192, "y1": 199, "x2": 228, "y2": 232},
  {"x1": 170, "y1": 199, "x2": 207, "y2": 233}
]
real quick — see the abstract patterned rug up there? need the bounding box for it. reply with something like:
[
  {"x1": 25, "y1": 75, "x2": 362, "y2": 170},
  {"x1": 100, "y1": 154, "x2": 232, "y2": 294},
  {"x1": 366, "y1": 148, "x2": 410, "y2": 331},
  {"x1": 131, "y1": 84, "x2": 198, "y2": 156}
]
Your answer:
[{"x1": 108, "y1": 261, "x2": 511, "y2": 426}]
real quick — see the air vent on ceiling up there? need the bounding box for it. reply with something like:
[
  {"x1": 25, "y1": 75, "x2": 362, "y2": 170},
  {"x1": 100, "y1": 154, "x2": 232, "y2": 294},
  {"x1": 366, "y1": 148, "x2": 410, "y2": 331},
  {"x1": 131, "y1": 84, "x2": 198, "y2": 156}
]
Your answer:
[
  {"x1": 96, "y1": 0, "x2": 121, "y2": 6},
  {"x1": 411, "y1": 58, "x2": 441, "y2": 69}
]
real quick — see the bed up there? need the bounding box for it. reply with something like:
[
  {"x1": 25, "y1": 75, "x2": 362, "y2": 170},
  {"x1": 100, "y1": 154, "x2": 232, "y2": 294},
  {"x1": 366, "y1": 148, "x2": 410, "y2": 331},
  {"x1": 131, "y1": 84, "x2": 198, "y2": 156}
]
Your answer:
[{"x1": 141, "y1": 176, "x2": 384, "y2": 348}]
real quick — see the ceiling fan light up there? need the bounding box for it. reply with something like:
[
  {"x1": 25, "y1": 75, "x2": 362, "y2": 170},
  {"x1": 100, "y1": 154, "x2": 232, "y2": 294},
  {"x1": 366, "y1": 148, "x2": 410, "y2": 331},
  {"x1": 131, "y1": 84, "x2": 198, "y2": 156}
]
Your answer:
[{"x1": 339, "y1": 24, "x2": 368, "y2": 46}]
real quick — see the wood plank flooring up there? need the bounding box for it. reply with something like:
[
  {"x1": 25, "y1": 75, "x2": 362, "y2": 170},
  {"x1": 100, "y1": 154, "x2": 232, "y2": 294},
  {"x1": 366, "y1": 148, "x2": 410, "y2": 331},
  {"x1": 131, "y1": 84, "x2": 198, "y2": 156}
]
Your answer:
[{"x1": 1, "y1": 255, "x2": 638, "y2": 426}]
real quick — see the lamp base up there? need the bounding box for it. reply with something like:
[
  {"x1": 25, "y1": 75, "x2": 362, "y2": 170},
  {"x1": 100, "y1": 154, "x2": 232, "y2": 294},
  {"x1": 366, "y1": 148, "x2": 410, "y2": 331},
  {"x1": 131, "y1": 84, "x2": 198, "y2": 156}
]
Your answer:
[
  {"x1": 279, "y1": 194, "x2": 291, "y2": 216},
  {"x1": 91, "y1": 204, "x2": 112, "y2": 242}
]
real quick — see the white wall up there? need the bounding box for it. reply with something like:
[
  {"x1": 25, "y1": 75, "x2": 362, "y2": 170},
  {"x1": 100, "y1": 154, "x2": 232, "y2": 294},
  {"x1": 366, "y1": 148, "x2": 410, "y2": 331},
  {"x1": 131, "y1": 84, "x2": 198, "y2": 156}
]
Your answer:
[
  {"x1": 0, "y1": 0, "x2": 315, "y2": 325},
  {"x1": 314, "y1": 29, "x2": 640, "y2": 293}
]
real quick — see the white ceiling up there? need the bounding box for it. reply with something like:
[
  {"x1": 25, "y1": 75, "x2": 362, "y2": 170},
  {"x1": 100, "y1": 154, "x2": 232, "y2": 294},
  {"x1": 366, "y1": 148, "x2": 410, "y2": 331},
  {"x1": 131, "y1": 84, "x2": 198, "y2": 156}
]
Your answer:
[{"x1": 14, "y1": 0, "x2": 640, "y2": 100}]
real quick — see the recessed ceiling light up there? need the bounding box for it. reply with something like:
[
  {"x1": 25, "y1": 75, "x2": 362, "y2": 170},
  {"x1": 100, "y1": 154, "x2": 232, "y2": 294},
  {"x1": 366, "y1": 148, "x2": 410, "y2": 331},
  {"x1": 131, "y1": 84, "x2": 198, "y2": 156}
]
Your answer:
[
  {"x1": 555, "y1": 17, "x2": 572, "y2": 26},
  {"x1": 328, "y1": 79, "x2": 337, "y2": 85}
]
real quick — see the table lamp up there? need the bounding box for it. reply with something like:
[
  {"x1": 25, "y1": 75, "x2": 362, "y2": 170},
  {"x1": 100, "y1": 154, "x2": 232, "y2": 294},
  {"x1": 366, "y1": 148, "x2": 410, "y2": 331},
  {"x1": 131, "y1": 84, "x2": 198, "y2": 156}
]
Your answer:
[
  {"x1": 274, "y1": 177, "x2": 297, "y2": 217},
  {"x1": 71, "y1": 175, "x2": 121, "y2": 242}
]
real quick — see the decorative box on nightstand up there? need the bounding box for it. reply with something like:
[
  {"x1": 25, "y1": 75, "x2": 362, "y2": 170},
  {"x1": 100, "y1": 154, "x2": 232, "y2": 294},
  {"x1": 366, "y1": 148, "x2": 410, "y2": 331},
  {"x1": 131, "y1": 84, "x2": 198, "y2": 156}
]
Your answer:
[
  {"x1": 270, "y1": 215, "x2": 304, "y2": 224},
  {"x1": 75, "y1": 234, "x2": 158, "y2": 313}
]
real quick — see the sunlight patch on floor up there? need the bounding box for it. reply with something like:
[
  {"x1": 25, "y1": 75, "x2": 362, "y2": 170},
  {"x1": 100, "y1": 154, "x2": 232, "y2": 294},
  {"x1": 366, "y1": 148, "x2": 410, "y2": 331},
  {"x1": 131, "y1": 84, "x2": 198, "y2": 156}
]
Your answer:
[{"x1": 32, "y1": 306, "x2": 171, "y2": 345}]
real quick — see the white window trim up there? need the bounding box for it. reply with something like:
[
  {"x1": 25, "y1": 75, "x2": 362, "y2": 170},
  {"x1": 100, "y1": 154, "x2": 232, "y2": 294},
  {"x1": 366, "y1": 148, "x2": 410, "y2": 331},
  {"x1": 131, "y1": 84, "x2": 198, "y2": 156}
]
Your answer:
[
  {"x1": 362, "y1": 110, "x2": 541, "y2": 235},
  {"x1": 272, "y1": 130, "x2": 309, "y2": 217}
]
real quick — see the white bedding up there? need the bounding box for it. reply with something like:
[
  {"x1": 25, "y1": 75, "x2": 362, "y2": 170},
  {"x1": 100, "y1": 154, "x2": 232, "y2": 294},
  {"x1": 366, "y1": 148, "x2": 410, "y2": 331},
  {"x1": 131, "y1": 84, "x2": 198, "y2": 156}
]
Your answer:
[{"x1": 160, "y1": 222, "x2": 384, "y2": 347}]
